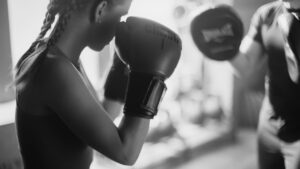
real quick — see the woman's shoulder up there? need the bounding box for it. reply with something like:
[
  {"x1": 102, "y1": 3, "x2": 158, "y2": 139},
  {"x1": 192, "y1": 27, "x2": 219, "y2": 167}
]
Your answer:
[
  {"x1": 37, "y1": 49, "x2": 79, "y2": 89},
  {"x1": 40, "y1": 49, "x2": 76, "y2": 76},
  {"x1": 42, "y1": 49, "x2": 70, "y2": 69}
]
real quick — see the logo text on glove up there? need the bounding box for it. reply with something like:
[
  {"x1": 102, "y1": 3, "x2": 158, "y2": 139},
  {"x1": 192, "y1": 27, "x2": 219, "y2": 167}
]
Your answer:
[{"x1": 202, "y1": 23, "x2": 234, "y2": 43}]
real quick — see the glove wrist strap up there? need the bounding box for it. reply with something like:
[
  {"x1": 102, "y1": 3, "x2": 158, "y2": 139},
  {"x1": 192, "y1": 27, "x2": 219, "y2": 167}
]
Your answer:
[{"x1": 124, "y1": 72, "x2": 167, "y2": 119}]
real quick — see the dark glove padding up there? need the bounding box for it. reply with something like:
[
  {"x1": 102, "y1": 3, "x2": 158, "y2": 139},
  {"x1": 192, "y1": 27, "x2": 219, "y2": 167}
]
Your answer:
[
  {"x1": 104, "y1": 53, "x2": 129, "y2": 103},
  {"x1": 123, "y1": 72, "x2": 167, "y2": 119}
]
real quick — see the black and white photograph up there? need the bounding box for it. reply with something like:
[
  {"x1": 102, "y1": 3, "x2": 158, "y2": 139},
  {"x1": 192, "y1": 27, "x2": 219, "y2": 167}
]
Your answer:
[{"x1": 0, "y1": 0, "x2": 300, "y2": 169}]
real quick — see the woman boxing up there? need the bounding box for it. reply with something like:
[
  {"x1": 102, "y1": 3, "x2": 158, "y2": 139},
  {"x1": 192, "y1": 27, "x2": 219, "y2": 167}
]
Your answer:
[{"x1": 13, "y1": 0, "x2": 181, "y2": 168}]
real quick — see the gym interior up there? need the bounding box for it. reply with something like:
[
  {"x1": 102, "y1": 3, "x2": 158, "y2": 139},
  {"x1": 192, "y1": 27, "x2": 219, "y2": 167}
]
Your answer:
[{"x1": 0, "y1": 0, "x2": 273, "y2": 168}]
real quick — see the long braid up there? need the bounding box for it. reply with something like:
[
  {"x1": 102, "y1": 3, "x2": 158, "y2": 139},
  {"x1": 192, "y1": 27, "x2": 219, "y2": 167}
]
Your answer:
[
  {"x1": 48, "y1": 7, "x2": 72, "y2": 46},
  {"x1": 48, "y1": 0, "x2": 87, "y2": 46},
  {"x1": 14, "y1": 0, "x2": 89, "y2": 89},
  {"x1": 16, "y1": 3, "x2": 58, "y2": 69}
]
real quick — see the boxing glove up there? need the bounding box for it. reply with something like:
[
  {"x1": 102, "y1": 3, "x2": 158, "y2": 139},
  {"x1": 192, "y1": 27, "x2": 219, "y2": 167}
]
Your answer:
[
  {"x1": 115, "y1": 16, "x2": 182, "y2": 119},
  {"x1": 103, "y1": 52, "x2": 129, "y2": 103}
]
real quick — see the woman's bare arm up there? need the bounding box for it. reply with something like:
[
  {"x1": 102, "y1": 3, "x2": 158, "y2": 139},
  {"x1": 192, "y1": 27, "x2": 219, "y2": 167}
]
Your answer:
[
  {"x1": 39, "y1": 55, "x2": 149, "y2": 165},
  {"x1": 78, "y1": 60, "x2": 123, "y2": 121}
]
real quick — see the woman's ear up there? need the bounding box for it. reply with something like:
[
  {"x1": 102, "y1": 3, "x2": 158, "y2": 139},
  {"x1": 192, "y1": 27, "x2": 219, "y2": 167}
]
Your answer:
[{"x1": 93, "y1": 1, "x2": 108, "y2": 23}]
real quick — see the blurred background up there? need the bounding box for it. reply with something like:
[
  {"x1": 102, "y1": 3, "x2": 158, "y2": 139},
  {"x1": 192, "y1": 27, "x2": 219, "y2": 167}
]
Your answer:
[{"x1": 0, "y1": 0, "x2": 272, "y2": 168}]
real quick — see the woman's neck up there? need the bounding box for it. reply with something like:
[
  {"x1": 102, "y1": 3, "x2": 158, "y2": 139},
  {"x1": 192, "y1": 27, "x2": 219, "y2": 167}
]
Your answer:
[{"x1": 55, "y1": 30, "x2": 86, "y2": 66}]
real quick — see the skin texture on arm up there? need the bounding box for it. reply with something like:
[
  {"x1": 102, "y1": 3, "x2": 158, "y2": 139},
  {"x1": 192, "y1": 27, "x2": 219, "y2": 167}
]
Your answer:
[
  {"x1": 229, "y1": 3, "x2": 269, "y2": 90},
  {"x1": 102, "y1": 99, "x2": 124, "y2": 120},
  {"x1": 39, "y1": 54, "x2": 149, "y2": 165},
  {"x1": 230, "y1": 36, "x2": 267, "y2": 89},
  {"x1": 78, "y1": 61, "x2": 99, "y2": 99},
  {"x1": 79, "y1": 61, "x2": 123, "y2": 121},
  {"x1": 101, "y1": 52, "x2": 129, "y2": 121}
]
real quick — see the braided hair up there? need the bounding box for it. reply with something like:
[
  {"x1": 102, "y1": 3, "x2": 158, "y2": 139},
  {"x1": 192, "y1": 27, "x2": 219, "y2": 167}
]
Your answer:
[{"x1": 14, "y1": 0, "x2": 102, "y2": 90}]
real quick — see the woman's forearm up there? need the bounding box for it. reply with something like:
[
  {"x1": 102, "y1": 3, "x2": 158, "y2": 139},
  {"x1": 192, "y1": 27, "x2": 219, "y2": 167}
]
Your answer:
[{"x1": 117, "y1": 116, "x2": 150, "y2": 165}]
